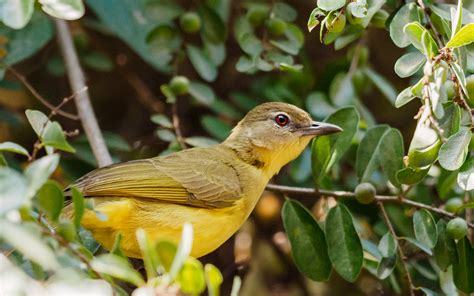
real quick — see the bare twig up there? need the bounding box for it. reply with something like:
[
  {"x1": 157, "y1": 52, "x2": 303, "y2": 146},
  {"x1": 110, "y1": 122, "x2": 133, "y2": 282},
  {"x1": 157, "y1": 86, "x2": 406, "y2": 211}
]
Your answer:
[
  {"x1": 5, "y1": 65, "x2": 79, "y2": 120},
  {"x1": 123, "y1": 71, "x2": 165, "y2": 114},
  {"x1": 417, "y1": 0, "x2": 444, "y2": 48},
  {"x1": 378, "y1": 202, "x2": 416, "y2": 296},
  {"x1": 54, "y1": 20, "x2": 112, "y2": 167},
  {"x1": 265, "y1": 184, "x2": 474, "y2": 228},
  {"x1": 172, "y1": 98, "x2": 187, "y2": 149}
]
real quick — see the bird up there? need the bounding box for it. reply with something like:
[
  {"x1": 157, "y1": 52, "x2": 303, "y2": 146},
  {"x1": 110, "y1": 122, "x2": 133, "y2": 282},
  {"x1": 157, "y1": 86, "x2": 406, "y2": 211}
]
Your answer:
[{"x1": 67, "y1": 102, "x2": 342, "y2": 258}]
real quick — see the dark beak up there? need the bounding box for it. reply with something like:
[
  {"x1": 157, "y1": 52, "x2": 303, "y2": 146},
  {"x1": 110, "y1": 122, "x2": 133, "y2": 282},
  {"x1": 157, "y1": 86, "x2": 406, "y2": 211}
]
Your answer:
[{"x1": 301, "y1": 121, "x2": 343, "y2": 136}]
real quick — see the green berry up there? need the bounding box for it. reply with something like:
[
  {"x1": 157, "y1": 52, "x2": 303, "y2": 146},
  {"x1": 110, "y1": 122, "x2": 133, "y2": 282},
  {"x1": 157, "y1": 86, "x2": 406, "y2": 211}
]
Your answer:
[
  {"x1": 266, "y1": 18, "x2": 287, "y2": 36},
  {"x1": 180, "y1": 12, "x2": 201, "y2": 34},
  {"x1": 446, "y1": 218, "x2": 468, "y2": 240},
  {"x1": 169, "y1": 76, "x2": 190, "y2": 95},
  {"x1": 444, "y1": 197, "x2": 463, "y2": 213},
  {"x1": 354, "y1": 182, "x2": 376, "y2": 204},
  {"x1": 247, "y1": 7, "x2": 268, "y2": 27},
  {"x1": 326, "y1": 11, "x2": 346, "y2": 33}
]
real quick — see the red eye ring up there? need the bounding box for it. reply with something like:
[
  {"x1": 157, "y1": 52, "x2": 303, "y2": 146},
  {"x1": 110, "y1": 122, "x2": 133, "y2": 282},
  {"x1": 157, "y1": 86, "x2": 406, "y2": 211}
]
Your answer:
[{"x1": 275, "y1": 114, "x2": 289, "y2": 127}]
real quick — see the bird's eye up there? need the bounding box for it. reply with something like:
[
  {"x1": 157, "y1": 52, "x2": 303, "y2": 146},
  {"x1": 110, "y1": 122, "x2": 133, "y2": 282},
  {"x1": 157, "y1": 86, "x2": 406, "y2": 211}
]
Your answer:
[{"x1": 275, "y1": 114, "x2": 289, "y2": 127}]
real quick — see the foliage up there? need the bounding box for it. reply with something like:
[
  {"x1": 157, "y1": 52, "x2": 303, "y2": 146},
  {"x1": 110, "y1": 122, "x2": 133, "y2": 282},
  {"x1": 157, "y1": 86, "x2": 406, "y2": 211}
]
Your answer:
[{"x1": 1, "y1": 0, "x2": 473, "y2": 295}]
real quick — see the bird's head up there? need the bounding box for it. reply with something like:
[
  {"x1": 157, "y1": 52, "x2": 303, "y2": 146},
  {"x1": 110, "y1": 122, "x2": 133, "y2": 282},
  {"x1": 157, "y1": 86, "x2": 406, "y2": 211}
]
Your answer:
[{"x1": 224, "y1": 102, "x2": 342, "y2": 177}]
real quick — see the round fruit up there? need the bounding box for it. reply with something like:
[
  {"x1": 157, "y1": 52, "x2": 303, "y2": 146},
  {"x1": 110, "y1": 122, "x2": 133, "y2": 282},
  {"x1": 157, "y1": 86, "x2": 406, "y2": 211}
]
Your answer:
[
  {"x1": 444, "y1": 197, "x2": 463, "y2": 213},
  {"x1": 446, "y1": 218, "x2": 468, "y2": 240},
  {"x1": 169, "y1": 76, "x2": 190, "y2": 95},
  {"x1": 266, "y1": 17, "x2": 287, "y2": 36},
  {"x1": 354, "y1": 182, "x2": 376, "y2": 204},
  {"x1": 180, "y1": 12, "x2": 201, "y2": 34},
  {"x1": 326, "y1": 11, "x2": 346, "y2": 33},
  {"x1": 247, "y1": 7, "x2": 268, "y2": 27}
]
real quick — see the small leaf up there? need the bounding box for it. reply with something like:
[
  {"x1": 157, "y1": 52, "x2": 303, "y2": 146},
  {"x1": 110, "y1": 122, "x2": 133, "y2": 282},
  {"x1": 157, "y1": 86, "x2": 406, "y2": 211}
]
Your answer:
[
  {"x1": 378, "y1": 232, "x2": 397, "y2": 258},
  {"x1": 395, "y1": 87, "x2": 416, "y2": 108},
  {"x1": 394, "y1": 52, "x2": 426, "y2": 78},
  {"x1": 0, "y1": 141, "x2": 30, "y2": 157},
  {"x1": 1, "y1": 0, "x2": 34, "y2": 29},
  {"x1": 91, "y1": 254, "x2": 145, "y2": 286},
  {"x1": 155, "y1": 240, "x2": 177, "y2": 272},
  {"x1": 238, "y1": 33, "x2": 263, "y2": 57},
  {"x1": 438, "y1": 129, "x2": 471, "y2": 171},
  {"x1": 199, "y1": 6, "x2": 226, "y2": 44},
  {"x1": 189, "y1": 82, "x2": 216, "y2": 105},
  {"x1": 434, "y1": 219, "x2": 456, "y2": 271},
  {"x1": 308, "y1": 8, "x2": 324, "y2": 32},
  {"x1": 457, "y1": 157, "x2": 474, "y2": 191},
  {"x1": 451, "y1": 62, "x2": 470, "y2": 99},
  {"x1": 184, "y1": 136, "x2": 219, "y2": 148},
  {"x1": 42, "y1": 121, "x2": 76, "y2": 153},
  {"x1": 201, "y1": 116, "x2": 232, "y2": 141},
  {"x1": 169, "y1": 222, "x2": 193, "y2": 280},
  {"x1": 37, "y1": 181, "x2": 64, "y2": 222},
  {"x1": 379, "y1": 128, "x2": 404, "y2": 188},
  {"x1": 160, "y1": 84, "x2": 176, "y2": 103},
  {"x1": 407, "y1": 139, "x2": 441, "y2": 168},
  {"x1": 363, "y1": 68, "x2": 398, "y2": 105},
  {"x1": 453, "y1": 237, "x2": 474, "y2": 293},
  {"x1": 71, "y1": 187, "x2": 84, "y2": 229},
  {"x1": 205, "y1": 264, "x2": 223, "y2": 296},
  {"x1": 156, "y1": 129, "x2": 176, "y2": 143},
  {"x1": 282, "y1": 199, "x2": 332, "y2": 281},
  {"x1": 317, "y1": 0, "x2": 345, "y2": 11},
  {"x1": 396, "y1": 165, "x2": 430, "y2": 185},
  {"x1": 413, "y1": 210, "x2": 438, "y2": 248},
  {"x1": 39, "y1": 0, "x2": 85, "y2": 20},
  {"x1": 402, "y1": 237, "x2": 433, "y2": 255},
  {"x1": 151, "y1": 114, "x2": 173, "y2": 128},
  {"x1": 0, "y1": 167, "x2": 27, "y2": 215},
  {"x1": 136, "y1": 229, "x2": 160, "y2": 279},
  {"x1": 25, "y1": 109, "x2": 49, "y2": 136},
  {"x1": 377, "y1": 255, "x2": 397, "y2": 280},
  {"x1": 24, "y1": 154, "x2": 59, "y2": 199},
  {"x1": 389, "y1": 3, "x2": 420, "y2": 48},
  {"x1": 186, "y1": 45, "x2": 217, "y2": 82},
  {"x1": 356, "y1": 125, "x2": 390, "y2": 182},
  {"x1": 447, "y1": 24, "x2": 474, "y2": 48},
  {"x1": 403, "y1": 22, "x2": 439, "y2": 58},
  {"x1": 325, "y1": 204, "x2": 363, "y2": 282},
  {"x1": 176, "y1": 258, "x2": 206, "y2": 295}
]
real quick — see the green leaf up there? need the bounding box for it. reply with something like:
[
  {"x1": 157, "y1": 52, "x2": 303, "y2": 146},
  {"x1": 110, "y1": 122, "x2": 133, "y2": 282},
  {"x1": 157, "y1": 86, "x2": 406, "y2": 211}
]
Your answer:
[
  {"x1": 379, "y1": 128, "x2": 404, "y2": 188},
  {"x1": 0, "y1": 221, "x2": 60, "y2": 271},
  {"x1": 25, "y1": 154, "x2": 59, "y2": 199},
  {"x1": 156, "y1": 129, "x2": 176, "y2": 143},
  {"x1": 199, "y1": 6, "x2": 226, "y2": 44},
  {"x1": 205, "y1": 264, "x2": 223, "y2": 296},
  {"x1": 238, "y1": 33, "x2": 263, "y2": 57},
  {"x1": 395, "y1": 87, "x2": 416, "y2": 108},
  {"x1": 413, "y1": 209, "x2": 438, "y2": 249},
  {"x1": 394, "y1": 52, "x2": 425, "y2": 78},
  {"x1": 453, "y1": 237, "x2": 474, "y2": 293},
  {"x1": 0, "y1": 141, "x2": 29, "y2": 157},
  {"x1": 25, "y1": 109, "x2": 49, "y2": 136},
  {"x1": 434, "y1": 219, "x2": 456, "y2": 271},
  {"x1": 347, "y1": 1, "x2": 368, "y2": 18},
  {"x1": 396, "y1": 165, "x2": 430, "y2": 185},
  {"x1": 440, "y1": 266, "x2": 458, "y2": 296},
  {"x1": 184, "y1": 136, "x2": 219, "y2": 148},
  {"x1": 389, "y1": 3, "x2": 420, "y2": 48},
  {"x1": 282, "y1": 199, "x2": 332, "y2": 281},
  {"x1": 451, "y1": 62, "x2": 470, "y2": 99},
  {"x1": 37, "y1": 181, "x2": 64, "y2": 222},
  {"x1": 42, "y1": 122, "x2": 76, "y2": 153},
  {"x1": 91, "y1": 254, "x2": 145, "y2": 286},
  {"x1": 325, "y1": 204, "x2": 363, "y2": 282},
  {"x1": 312, "y1": 107, "x2": 359, "y2": 185},
  {"x1": 39, "y1": 0, "x2": 85, "y2": 20},
  {"x1": 136, "y1": 229, "x2": 160, "y2": 279},
  {"x1": 356, "y1": 125, "x2": 390, "y2": 182},
  {"x1": 308, "y1": 8, "x2": 324, "y2": 32},
  {"x1": 160, "y1": 84, "x2": 176, "y2": 103},
  {"x1": 187, "y1": 45, "x2": 217, "y2": 82},
  {"x1": 317, "y1": 0, "x2": 345, "y2": 11},
  {"x1": 402, "y1": 237, "x2": 433, "y2": 255},
  {"x1": 151, "y1": 114, "x2": 173, "y2": 128},
  {"x1": 82, "y1": 51, "x2": 114, "y2": 72},
  {"x1": 71, "y1": 187, "x2": 84, "y2": 229},
  {"x1": 377, "y1": 255, "x2": 397, "y2": 280},
  {"x1": 156, "y1": 240, "x2": 177, "y2": 272},
  {"x1": 447, "y1": 24, "x2": 474, "y2": 48},
  {"x1": 110, "y1": 232, "x2": 125, "y2": 257},
  {"x1": 450, "y1": 0, "x2": 463, "y2": 39},
  {"x1": 0, "y1": 167, "x2": 27, "y2": 215},
  {"x1": 378, "y1": 232, "x2": 397, "y2": 258},
  {"x1": 438, "y1": 129, "x2": 471, "y2": 171},
  {"x1": 201, "y1": 115, "x2": 232, "y2": 141},
  {"x1": 407, "y1": 139, "x2": 441, "y2": 168},
  {"x1": 169, "y1": 222, "x2": 193, "y2": 280},
  {"x1": 403, "y1": 22, "x2": 439, "y2": 58},
  {"x1": 1, "y1": 0, "x2": 34, "y2": 29},
  {"x1": 457, "y1": 157, "x2": 474, "y2": 191},
  {"x1": 363, "y1": 68, "x2": 398, "y2": 104},
  {"x1": 176, "y1": 257, "x2": 206, "y2": 295},
  {"x1": 329, "y1": 73, "x2": 356, "y2": 107},
  {"x1": 189, "y1": 82, "x2": 216, "y2": 105}
]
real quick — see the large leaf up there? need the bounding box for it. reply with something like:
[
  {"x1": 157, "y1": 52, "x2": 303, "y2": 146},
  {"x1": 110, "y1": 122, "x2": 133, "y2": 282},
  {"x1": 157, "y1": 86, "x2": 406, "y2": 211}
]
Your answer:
[
  {"x1": 434, "y1": 219, "x2": 456, "y2": 271},
  {"x1": 325, "y1": 204, "x2": 363, "y2": 282},
  {"x1": 446, "y1": 23, "x2": 474, "y2": 48},
  {"x1": 1, "y1": 0, "x2": 34, "y2": 29},
  {"x1": 312, "y1": 107, "x2": 359, "y2": 185},
  {"x1": 379, "y1": 128, "x2": 404, "y2": 188},
  {"x1": 394, "y1": 52, "x2": 425, "y2": 78},
  {"x1": 413, "y1": 210, "x2": 438, "y2": 248},
  {"x1": 282, "y1": 199, "x2": 332, "y2": 281},
  {"x1": 453, "y1": 237, "x2": 474, "y2": 293},
  {"x1": 403, "y1": 22, "x2": 439, "y2": 58},
  {"x1": 389, "y1": 3, "x2": 420, "y2": 48},
  {"x1": 438, "y1": 129, "x2": 471, "y2": 171},
  {"x1": 356, "y1": 125, "x2": 390, "y2": 182}
]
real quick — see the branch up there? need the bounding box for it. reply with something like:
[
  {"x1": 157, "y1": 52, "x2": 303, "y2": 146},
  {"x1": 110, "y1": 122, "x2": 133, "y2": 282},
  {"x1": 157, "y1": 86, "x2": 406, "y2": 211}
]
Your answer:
[
  {"x1": 378, "y1": 202, "x2": 416, "y2": 296},
  {"x1": 265, "y1": 184, "x2": 474, "y2": 228},
  {"x1": 54, "y1": 20, "x2": 112, "y2": 167},
  {"x1": 6, "y1": 65, "x2": 79, "y2": 121},
  {"x1": 172, "y1": 98, "x2": 187, "y2": 149}
]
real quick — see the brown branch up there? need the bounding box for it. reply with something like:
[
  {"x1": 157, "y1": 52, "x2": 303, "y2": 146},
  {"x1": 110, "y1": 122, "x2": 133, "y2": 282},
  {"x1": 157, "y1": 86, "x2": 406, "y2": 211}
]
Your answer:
[
  {"x1": 120, "y1": 68, "x2": 165, "y2": 114},
  {"x1": 378, "y1": 202, "x2": 416, "y2": 296},
  {"x1": 265, "y1": 184, "x2": 474, "y2": 228},
  {"x1": 54, "y1": 20, "x2": 112, "y2": 167},
  {"x1": 417, "y1": 0, "x2": 444, "y2": 48},
  {"x1": 172, "y1": 98, "x2": 187, "y2": 149},
  {"x1": 5, "y1": 65, "x2": 79, "y2": 120}
]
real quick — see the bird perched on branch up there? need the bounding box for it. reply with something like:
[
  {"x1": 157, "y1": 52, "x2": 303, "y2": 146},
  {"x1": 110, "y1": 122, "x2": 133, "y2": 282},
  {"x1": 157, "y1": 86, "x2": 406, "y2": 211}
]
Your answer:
[{"x1": 67, "y1": 102, "x2": 342, "y2": 258}]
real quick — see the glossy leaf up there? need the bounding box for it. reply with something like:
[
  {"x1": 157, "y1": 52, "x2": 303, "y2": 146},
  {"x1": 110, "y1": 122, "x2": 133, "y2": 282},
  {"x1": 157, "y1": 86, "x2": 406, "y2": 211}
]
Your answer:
[
  {"x1": 403, "y1": 22, "x2": 439, "y2": 58},
  {"x1": 395, "y1": 87, "x2": 416, "y2": 108},
  {"x1": 24, "y1": 154, "x2": 59, "y2": 199},
  {"x1": 91, "y1": 254, "x2": 145, "y2": 286},
  {"x1": 394, "y1": 52, "x2": 425, "y2": 78},
  {"x1": 0, "y1": 167, "x2": 27, "y2": 215},
  {"x1": 377, "y1": 255, "x2": 397, "y2": 280},
  {"x1": 434, "y1": 219, "x2": 456, "y2": 271},
  {"x1": 402, "y1": 237, "x2": 432, "y2": 255},
  {"x1": 317, "y1": 0, "x2": 345, "y2": 11},
  {"x1": 1, "y1": 0, "x2": 34, "y2": 29},
  {"x1": 186, "y1": 45, "x2": 217, "y2": 82},
  {"x1": 0, "y1": 141, "x2": 29, "y2": 157},
  {"x1": 356, "y1": 125, "x2": 390, "y2": 182},
  {"x1": 312, "y1": 107, "x2": 359, "y2": 185},
  {"x1": 413, "y1": 210, "x2": 438, "y2": 248},
  {"x1": 457, "y1": 157, "x2": 474, "y2": 191},
  {"x1": 438, "y1": 129, "x2": 471, "y2": 171},
  {"x1": 37, "y1": 181, "x2": 64, "y2": 222},
  {"x1": 396, "y1": 165, "x2": 430, "y2": 185},
  {"x1": 378, "y1": 232, "x2": 397, "y2": 258},
  {"x1": 282, "y1": 199, "x2": 332, "y2": 281},
  {"x1": 325, "y1": 204, "x2": 363, "y2": 282},
  {"x1": 39, "y1": 0, "x2": 85, "y2": 20},
  {"x1": 447, "y1": 24, "x2": 474, "y2": 48},
  {"x1": 453, "y1": 237, "x2": 474, "y2": 293},
  {"x1": 407, "y1": 140, "x2": 441, "y2": 168},
  {"x1": 379, "y1": 128, "x2": 404, "y2": 188},
  {"x1": 389, "y1": 3, "x2": 420, "y2": 48}
]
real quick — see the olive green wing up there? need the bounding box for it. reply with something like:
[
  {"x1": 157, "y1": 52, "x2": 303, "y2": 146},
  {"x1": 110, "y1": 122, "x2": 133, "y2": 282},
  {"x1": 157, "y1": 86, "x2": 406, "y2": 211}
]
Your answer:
[{"x1": 69, "y1": 148, "x2": 243, "y2": 208}]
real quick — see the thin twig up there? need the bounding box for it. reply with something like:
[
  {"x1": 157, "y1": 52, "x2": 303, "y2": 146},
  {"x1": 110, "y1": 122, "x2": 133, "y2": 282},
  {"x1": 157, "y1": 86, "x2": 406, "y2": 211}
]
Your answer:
[
  {"x1": 5, "y1": 65, "x2": 79, "y2": 120},
  {"x1": 123, "y1": 71, "x2": 165, "y2": 114},
  {"x1": 417, "y1": 0, "x2": 444, "y2": 48},
  {"x1": 54, "y1": 20, "x2": 112, "y2": 167},
  {"x1": 172, "y1": 98, "x2": 187, "y2": 149},
  {"x1": 265, "y1": 184, "x2": 474, "y2": 228},
  {"x1": 378, "y1": 202, "x2": 416, "y2": 296}
]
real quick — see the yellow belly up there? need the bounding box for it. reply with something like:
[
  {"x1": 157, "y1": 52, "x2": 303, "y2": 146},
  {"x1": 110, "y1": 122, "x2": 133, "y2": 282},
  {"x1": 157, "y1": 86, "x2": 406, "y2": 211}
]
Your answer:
[{"x1": 81, "y1": 198, "x2": 250, "y2": 258}]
